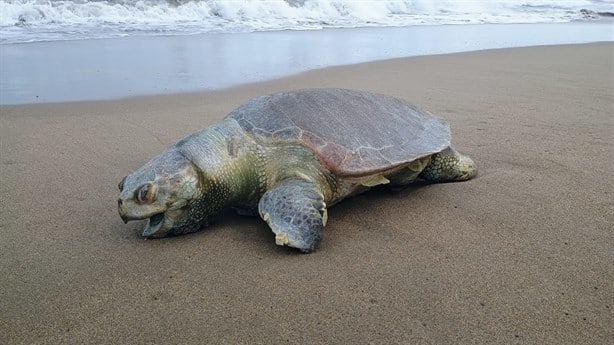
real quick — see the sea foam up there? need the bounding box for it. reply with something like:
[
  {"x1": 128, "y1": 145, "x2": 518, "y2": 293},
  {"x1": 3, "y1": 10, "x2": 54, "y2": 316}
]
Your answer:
[{"x1": 1, "y1": 0, "x2": 612, "y2": 44}]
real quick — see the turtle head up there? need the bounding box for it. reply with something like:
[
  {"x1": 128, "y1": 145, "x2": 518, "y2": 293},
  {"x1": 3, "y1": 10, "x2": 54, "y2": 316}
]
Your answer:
[{"x1": 117, "y1": 148, "x2": 208, "y2": 238}]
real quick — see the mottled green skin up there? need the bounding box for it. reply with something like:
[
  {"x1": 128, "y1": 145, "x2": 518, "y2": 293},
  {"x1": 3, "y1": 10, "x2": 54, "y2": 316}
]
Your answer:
[
  {"x1": 117, "y1": 89, "x2": 477, "y2": 252},
  {"x1": 118, "y1": 120, "x2": 333, "y2": 240},
  {"x1": 420, "y1": 147, "x2": 476, "y2": 183}
]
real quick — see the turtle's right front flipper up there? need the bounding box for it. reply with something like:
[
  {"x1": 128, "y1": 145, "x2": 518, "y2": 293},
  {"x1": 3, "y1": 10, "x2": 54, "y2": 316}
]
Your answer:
[{"x1": 258, "y1": 178, "x2": 327, "y2": 253}]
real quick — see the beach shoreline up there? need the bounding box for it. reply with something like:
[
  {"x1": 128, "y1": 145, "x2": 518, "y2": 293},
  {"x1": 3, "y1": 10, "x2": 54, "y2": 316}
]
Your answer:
[
  {"x1": 1, "y1": 21, "x2": 613, "y2": 105},
  {"x1": 1, "y1": 43, "x2": 613, "y2": 344}
]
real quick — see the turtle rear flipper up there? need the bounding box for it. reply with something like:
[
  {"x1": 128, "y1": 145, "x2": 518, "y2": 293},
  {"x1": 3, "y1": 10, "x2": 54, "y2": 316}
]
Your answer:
[
  {"x1": 258, "y1": 178, "x2": 327, "y2": 253},
  {"x1": 420, "y1": 147, "x2": 477, "y2": 183}
]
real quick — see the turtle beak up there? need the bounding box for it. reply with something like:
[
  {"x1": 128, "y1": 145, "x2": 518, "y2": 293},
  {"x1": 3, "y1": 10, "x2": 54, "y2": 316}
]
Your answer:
[
  {"x1": 117, "y1": 198, "x2": 131, "y2": 224},
  {"x1": 117, "y1": 211, "x2": 146, "y2": 225}
]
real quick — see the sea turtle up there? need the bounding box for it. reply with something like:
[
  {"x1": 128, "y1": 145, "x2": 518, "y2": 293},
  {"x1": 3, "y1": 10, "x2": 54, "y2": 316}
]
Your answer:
[{"x1": 117, "y1": 89, "x2": 477, "y2": 252}]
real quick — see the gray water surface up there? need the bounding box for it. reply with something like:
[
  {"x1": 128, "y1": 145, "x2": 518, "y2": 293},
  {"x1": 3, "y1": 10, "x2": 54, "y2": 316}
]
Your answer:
[{"x1": 1, "y1": 22, "x2": 612, "y2": 105}]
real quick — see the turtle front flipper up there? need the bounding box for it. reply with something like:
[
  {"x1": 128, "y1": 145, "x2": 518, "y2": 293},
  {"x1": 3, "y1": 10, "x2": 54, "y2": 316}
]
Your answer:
[
  {"x1": 419, "y1": 146, "x2": 477, "y2": 183},
  {"x1": 258, "y1": 178, "x2": 327, "y2": 253}
]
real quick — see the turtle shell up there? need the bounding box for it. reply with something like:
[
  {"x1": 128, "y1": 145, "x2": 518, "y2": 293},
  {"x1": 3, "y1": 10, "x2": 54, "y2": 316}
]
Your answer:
[{"x1": 227, "y1": 88, "x2": 450, "y2": 177}]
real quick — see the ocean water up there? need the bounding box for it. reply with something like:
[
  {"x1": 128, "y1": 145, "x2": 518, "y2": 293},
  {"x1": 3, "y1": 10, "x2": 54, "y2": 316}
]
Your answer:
[
  {"x1": 1, "y1": 0, "x2": 613, "y2": 44},
  {"x1": 1, "y1": 1, "x2": 613, "y2": 104},
  {"x1": 2, "y1": 22, "x2": 612, "y2": 104}
]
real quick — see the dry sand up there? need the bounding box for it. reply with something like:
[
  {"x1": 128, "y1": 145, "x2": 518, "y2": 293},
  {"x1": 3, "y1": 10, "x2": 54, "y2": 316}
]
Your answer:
[{"x1": 1, "y1": 43, "x2": 612, "y2": 344}]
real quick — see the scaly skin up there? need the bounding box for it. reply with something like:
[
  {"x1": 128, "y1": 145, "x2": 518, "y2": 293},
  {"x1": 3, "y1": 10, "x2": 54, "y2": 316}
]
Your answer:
[
  {"x1": 419, "y1": 147, "x2": 477, "y2": 183},
  {"x1": 117, "y1": 119, "x2": 334, "y2": 240},
  {"x1": 118, "y1": 120, "x2": 261, "y2": 237}
]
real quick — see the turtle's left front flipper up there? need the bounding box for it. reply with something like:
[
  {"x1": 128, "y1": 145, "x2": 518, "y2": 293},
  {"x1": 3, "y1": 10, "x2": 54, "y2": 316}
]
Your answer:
[{"x1": 258, "y1": 178, "x2": 327, "y2": 253}]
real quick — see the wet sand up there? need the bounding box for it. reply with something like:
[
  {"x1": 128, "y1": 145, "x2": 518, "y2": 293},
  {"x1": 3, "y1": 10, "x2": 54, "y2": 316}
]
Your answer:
[{"x1": 1, "y1": 43, "x2": 612, "y2": 344}]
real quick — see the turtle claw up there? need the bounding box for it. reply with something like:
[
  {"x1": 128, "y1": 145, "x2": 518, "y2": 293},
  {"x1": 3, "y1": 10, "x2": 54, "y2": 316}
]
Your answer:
[
  {"x1": 321, "y1": 208, "x2": 328, "y2": 227},
  {"x1": 275, "y1": 232, "x2": 289, "y2": 246}
]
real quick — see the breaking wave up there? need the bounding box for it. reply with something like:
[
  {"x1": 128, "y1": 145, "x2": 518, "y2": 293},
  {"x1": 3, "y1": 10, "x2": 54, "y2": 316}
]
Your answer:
[{"x1": 1, "y1": 0, "x2": 613, "y2": 43}]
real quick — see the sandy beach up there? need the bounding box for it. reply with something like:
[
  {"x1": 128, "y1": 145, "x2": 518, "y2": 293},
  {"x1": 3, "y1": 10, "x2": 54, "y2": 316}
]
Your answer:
[{"x1": 1, "y1": 42, "x2": 613, "y2": 344}]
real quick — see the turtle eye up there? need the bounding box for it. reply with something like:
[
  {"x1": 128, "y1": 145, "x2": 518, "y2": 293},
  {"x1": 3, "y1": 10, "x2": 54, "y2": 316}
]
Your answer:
[
  {"x1": 118, "y1": 176, "x2": 126, "y2": 192},
  {"x1": 136, "y1": 184, "x2": 156, "y2": 204}
]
